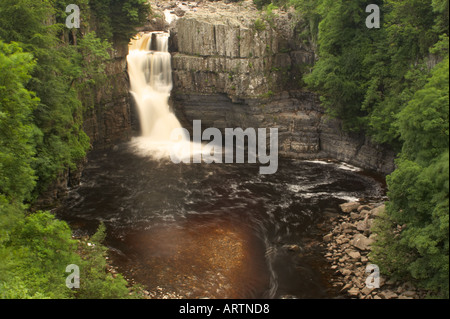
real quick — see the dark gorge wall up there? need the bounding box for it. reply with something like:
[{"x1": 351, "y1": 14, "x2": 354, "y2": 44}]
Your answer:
[{"x1": 82, "y1": 41, "x2": 133, "y2": 149}]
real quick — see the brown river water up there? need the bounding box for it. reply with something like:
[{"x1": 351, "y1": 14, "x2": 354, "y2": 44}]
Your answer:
[{"x1": 56, "y1": 142, "x2": 385, "y2": 299}]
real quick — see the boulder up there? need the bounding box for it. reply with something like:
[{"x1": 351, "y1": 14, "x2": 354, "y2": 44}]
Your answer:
[
  {"x1": 351, "y1": 234, "x2": 374, "y2": 251},
  {"x1": 359, "y1": 210, "x2": 371, "y2": 219},
  {"x1": 346, "y1": 250, "x2": 361, "y2": 259},
  {"x1": 340, "y1": 202, "x2": 360, "y2": 213},
  {"x1": 348, "y1": 287, "x2": 360, "y2": 296},
  {"x1": 402, "y1": 290, "x2": 418, "y2": 298},
  {"x1": 340, "y1": 268, "x2": 352, "y2": 276},
  {"x1": 361, "y1": 286, "x2": 374, "y2": 295},
  {"x1": 356, "y1": 218, "x2": 373, "y2": 232},
  {"x1": 378, "y1": 290, "x2": 398, "y2": 299},
  {"x1": 370, "y1": 204, "x2": 386, "y2": 217},
  {"x1": 357, "y1": 205, "x2": 372, "y2": 212},
  {"x1": 341, "y1": 222, "x2": 355, "y2": 230},
  {"x1": 174, "y1": 6, "x2": 186, "y2": 17},
  {"x1": 341, "y1": 283, "x2": 352, "y2": 291},
  {"x1": 323, "y1": 233, "x2": 333, "y2": 243}
]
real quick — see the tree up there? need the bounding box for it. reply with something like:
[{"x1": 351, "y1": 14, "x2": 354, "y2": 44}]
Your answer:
[
  {"x1": 0, "y1": 0, "x2": 150, "y2": 299},
  {"x1": 372, "y1": 152, "x2": 449, "y2": 297},
  {"x1": 397, "y1": 57, "x2": 449, "y2": 165},
  {"x1": 0, "y1": 41, "x2": 38, "y2": 202},
  {"x1": 372, "y1": 56, "x2": 449, "y2": 298}
]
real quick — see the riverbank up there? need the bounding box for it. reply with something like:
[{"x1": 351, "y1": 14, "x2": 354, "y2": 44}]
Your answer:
[{"x1": 321, "y1": 201, "x2": 429, "y2": 299}]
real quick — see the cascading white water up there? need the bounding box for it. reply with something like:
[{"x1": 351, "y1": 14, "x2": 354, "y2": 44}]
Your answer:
[{"x1": 127, "y1": 32, "x2": 191, "y2": 160}]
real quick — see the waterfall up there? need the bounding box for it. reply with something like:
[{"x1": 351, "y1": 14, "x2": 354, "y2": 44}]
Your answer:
[{"x1": 127, "y1": 32, "x2": 191, "y2": 160}]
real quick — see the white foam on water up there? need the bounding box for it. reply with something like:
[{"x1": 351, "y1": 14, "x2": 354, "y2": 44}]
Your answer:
[{"x1": 127, "y1": 32, "x2": 199, "y2": 162}]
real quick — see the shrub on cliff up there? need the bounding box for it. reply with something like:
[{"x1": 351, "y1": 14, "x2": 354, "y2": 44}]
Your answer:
[{"x1": 253, "y1": 0, "x2": 272, "y2": 10}]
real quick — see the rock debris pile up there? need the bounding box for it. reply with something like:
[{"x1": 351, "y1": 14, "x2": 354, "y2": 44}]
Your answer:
[{"x1": 322, "y1": 201, "x2": 427, "y2": 299}]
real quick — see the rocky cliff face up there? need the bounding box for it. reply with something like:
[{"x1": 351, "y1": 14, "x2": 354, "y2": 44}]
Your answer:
[
  {"x1": 82, "y1": 41, "x2": 133, "y2": 149},
  {"x1": 165, "y1": 1, "x2": 395, "y2": 174},
  {"x1": 169, "y1": 1, "x2": 313, "y2": 97},
  {"x1": 36, "y1": 32, "x2": 134, "y2": 208}
]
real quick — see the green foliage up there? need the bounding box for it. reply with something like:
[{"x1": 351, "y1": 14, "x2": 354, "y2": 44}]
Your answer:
[
  {"x1": 253, "y1": 0, "x2": 272, "y2": 10},
  {"x1": 0, "y1": 214, "x2": 137, "y2": 299},
  {"x1": 299, "y1": 0, "x2": 448, "y2": 145},
  {"x1": 0, "y1": 0, "x2": 93, "y2": 196},
  {"x1": 77, "y1": 32, "x2": 112, "y2": 85},
  {"x1": 254, "y1": 0, "x2": 290, "y2": 10},
  {"x1": 0, "y1": 211, "x2": 80, "y2": 298},
  {"x1": 260, "y1": 90, "x2": 275, "y2": 98},
  {"x1": 289, "y1": 0, "x2": 322, "y2": 43},
  {"x1": 263, "y1": 3, "x2": 279, "y2": 27},
  {"x1": 0, "y1": 41, "x2": 38, "y2": 202},
  {"x1": 304, "y1": 0, "x2": 383, "y2": 132},
  {"x1": 397, "y1": 57, "x2": 449, "y2": 165},
  {"x1": 285, "y1": 0, "x2": 449, "y2": 298},
  {"x1": 89, "y1": 0, "x2": 151, "y2": 43},
  {"x1": 371, "y1": 57, "x2": 449, "y2": 298},
  {"x1": 75, "y1": 223, "x2": 139, "y2": 299},
  {"x1": 372, "y1": 152, "x2": 449, "y2": 298},
  {"x1": 254, "y1": 18, "x2": 267, "y2": 32},
  {"x1": 0, "y1": 0, "x2": 149, "y2": 299},
  {"x1": 0, "y1": 0, "x2": 142, "y2": 197}
]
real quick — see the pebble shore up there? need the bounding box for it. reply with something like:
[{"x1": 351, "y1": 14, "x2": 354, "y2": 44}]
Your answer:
[{"x1": 320, "y1": 201, "x2": 428, "y2": 299}]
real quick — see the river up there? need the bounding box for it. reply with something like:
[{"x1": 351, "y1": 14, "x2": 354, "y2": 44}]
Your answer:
[{"x1": 56, "y1": 144, "x2": 384, "y2": 299}]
